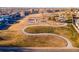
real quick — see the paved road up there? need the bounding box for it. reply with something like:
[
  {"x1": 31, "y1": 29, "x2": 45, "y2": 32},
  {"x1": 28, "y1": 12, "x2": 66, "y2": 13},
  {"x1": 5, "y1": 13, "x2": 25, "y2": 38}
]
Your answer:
[{"x1": 22, "y1": 25, "x2": 73, "y2": 48}]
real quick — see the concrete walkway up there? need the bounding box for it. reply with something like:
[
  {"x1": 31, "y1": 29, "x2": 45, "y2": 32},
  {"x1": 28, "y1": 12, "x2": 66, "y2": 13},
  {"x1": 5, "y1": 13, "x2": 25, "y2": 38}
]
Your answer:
[
  {"x1": 22, "y1": 25, "x2": 73, "y2": 48},
  {"x1": 7, "y1": 14, "x2": 73, "y2": 49},
  {"x1": 0, "y1": 14, "x2": 75, "y2": 52}
]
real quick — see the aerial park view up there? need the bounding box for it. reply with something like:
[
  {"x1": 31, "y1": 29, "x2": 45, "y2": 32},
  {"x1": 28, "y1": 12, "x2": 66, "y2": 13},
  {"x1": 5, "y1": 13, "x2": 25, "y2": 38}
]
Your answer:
[{"x1": 0, "y1": 8, "x2": 79, "y2": 51}]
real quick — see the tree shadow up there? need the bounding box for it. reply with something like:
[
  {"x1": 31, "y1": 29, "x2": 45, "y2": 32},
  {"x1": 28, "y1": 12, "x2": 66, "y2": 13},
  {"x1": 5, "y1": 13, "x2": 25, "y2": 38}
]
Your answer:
[
  {"x1": 0, "y1": 47, "x2": 34, "y2": 52},
  {"x1": 0, "y1": 25, "x2": 11, "y2": 30}
]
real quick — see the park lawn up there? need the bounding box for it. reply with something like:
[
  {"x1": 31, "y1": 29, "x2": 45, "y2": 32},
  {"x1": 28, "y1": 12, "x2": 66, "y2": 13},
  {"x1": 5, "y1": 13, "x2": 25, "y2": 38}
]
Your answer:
[
  {"x1": 0, "y1": 30, "x2": 67, "y2": 47},
  {"x1": 24, "y1": 24, "x2": 79, "y2": 47},
  {"x1": 0, "y1": 24, "x2": 79, "y2": 47},
  {"x1": 24, "y1": 26, "x2": 55, "y2": 33},
  {"x1": 53, "y1": 24, "x2": 79, "y2": 47},
  {"x1": 24, "y1": 25, "x2": 78, "y2": 43}
]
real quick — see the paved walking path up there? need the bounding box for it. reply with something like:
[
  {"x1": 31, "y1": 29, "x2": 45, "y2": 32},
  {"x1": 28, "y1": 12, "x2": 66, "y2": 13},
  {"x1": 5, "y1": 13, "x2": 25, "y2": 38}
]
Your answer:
[
  {"x1": 6, "y1": 14, "x2": 73, "y2": 51},
  {"x1": 22, "y1": 25, "x2": 73, "y2": 48}
]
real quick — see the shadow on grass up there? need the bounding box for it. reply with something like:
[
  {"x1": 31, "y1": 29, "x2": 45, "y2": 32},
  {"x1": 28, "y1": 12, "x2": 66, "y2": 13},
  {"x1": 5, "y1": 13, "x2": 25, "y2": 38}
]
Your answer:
[
  {"x1": 0, "y1": 47, "x2": 34, "y2": 52},
  {"x1": 0, "y1": 25, "x2": 11, "y2": 30},
  {"x1": 0, "y1": 47, "x2": 79, "y2": 52}
]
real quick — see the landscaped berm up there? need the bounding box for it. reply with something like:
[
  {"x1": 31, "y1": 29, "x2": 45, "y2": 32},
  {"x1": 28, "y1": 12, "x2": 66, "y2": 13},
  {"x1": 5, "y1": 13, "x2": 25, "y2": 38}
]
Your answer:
[
  {"x1": 24, "y1": 26, "x2": 55, "y2": 33},
  {"x1": 23, "y1": 35, "x2": 67, "y2": 47},
  {"x1": 0, "y1": 30, "x2": 67, "y2": 47}
]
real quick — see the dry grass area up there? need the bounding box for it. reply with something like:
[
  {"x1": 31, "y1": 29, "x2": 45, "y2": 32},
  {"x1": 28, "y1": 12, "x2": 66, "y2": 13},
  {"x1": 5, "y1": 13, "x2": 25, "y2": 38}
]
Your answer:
[
  {"x1": 0, "y1": 30, "x2": 22, "y2": 46},
  {"x1": 0, "y1": 30, "x2": 67, "y2": 47},
  {"x1": 0, "y1": 24, "x2": 78, "y2": 47},
  {"x1": 53, "y1": 24, "x2": 79, "y2": 47},
  {"x1": 15, "y1": 35, "x2": 67, "y2": 47},
  {"x1": 25, "y1": 26, "x2": 55, "y2": 33},
  {"x1": 0, "y1": 14, "x2": 78, "y2": 48},
  {"x1": 8, "y1": 16, "x2": 28, "y2": 32},
  {"x1": 24, "y1": 24, "x2": 79, "y2": 47}
]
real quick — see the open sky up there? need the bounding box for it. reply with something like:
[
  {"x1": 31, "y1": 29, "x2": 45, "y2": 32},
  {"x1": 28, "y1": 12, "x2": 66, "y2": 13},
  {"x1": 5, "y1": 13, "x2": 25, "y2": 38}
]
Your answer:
[{"x1": 0, "y1": 0, "x2": 78, "y2": 7}]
